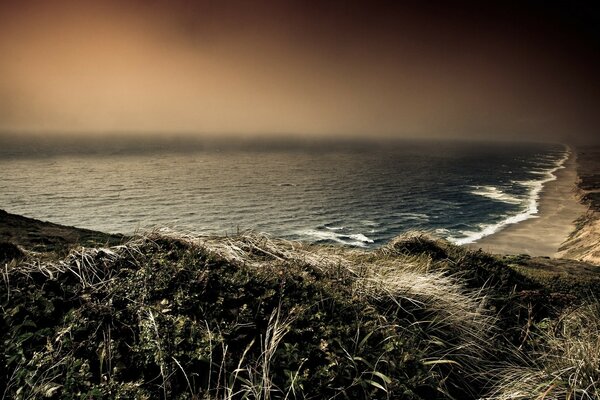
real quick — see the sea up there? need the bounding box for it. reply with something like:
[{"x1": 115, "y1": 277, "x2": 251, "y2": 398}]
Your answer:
[{"x1": 0, "y1": 138, "x2": 568, "y2": 248}]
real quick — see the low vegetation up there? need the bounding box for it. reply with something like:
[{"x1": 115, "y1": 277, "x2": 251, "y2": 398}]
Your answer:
[
  {"x1": 1, "y1": 232, "x2": 599, "y2": 399},
  {"x1": 485, "y1": 303, "x2": 600, "y2": 400}
]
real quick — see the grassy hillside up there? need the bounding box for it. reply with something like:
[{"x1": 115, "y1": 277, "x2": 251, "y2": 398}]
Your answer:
[
  {"x1": 0, "y1": 209, "x2": 124, "y2": 255},
  {"x1": 2, "y1": 231, "x2": 599, "y2": 399}
]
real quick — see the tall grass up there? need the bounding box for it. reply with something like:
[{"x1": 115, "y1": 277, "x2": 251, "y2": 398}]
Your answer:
[
  {"x1": 4, "y1": 230, "x2": 596, "y2": 399},
  {"x1": 163, "y1": 230, "x2": 497, "y2": 397},
  {"x1": 485, "y1": 302, "x2": 600, "y2": 400}
]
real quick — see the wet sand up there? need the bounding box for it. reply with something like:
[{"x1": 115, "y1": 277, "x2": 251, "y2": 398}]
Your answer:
[{"x1": 468, "y1": 149, "x2": 587, "y2": 257}]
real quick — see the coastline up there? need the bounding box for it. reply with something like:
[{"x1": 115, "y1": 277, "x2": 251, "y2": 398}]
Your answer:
[
  {"x1": 555, "y1": 145, "x2": 600, "y2": 264},
  {"x1": 468, "y1": 147, "x2": 587, "y2": 257}
]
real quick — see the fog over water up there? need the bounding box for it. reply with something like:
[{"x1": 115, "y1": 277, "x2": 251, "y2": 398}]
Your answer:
[{"x1": 1, "y1": 1, "x2": 600, "y2": 144}]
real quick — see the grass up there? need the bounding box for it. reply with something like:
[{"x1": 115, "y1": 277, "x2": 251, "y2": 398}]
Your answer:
[
  {"x1": 484, "y1": 302, "x2": 600, "y2": 400},
  {"x1": 1, "y1": 231, "x2": 599, "y2": 399}
]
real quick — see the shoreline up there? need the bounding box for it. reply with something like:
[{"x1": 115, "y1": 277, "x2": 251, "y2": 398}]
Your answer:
[{"x1": 468, "y1": 147, "x2": 587, "y2": 257}]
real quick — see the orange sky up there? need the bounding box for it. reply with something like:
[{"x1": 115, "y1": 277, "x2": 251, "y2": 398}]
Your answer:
[{"x1": 1, "y1": 0, "x2": 599, "y2": 143}]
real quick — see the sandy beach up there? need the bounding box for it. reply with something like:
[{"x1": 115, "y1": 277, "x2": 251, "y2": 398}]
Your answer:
[{"x1": 469, "y1": 148, "x2": 587, "y2": 257}]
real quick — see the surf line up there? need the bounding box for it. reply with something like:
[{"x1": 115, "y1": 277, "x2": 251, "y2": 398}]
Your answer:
[{"x1": 451, "y1": 144, "x2": 570, "y2": 245}]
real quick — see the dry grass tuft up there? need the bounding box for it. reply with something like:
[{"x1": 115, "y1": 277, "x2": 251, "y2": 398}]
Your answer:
[{"x1": 485, "y1": 303, "x2": 600, "y2": 400}]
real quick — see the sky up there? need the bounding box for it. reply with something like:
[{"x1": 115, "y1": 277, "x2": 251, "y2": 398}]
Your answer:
[{"x1": 1, "y1": 0, "x2": 599, "y2": 143}]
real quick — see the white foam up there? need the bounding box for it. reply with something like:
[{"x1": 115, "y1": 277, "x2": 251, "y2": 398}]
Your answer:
[
  {"x1": 299, "y1": 229, "x2": 374, "y2": 247},
  {"x1": 470, "y1": 186, "x2": 522, "y2": 205},
  {"x1": 298, "y1": 229, "x2": 343, "y2": 243},
  {"x1": 348, "y1": 233, "x2": 375, "y2": 243},
  {"x1": 450, "y1": 146, "x2": 570, "y2": 245}
]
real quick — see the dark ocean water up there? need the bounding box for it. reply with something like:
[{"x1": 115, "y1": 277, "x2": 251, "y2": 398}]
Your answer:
[{"x1": 0, "y1": 139, "x2": 568, "y2": 247}]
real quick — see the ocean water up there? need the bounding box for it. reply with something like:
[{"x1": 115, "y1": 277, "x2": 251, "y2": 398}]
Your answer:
[{"x1": 0, "y1": 139, "x2": 568, "y2": 247}]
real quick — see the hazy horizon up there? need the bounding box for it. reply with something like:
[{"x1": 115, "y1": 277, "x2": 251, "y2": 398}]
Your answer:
[
  {"x1": 2, "y1": 0, "x2": 600, "y2": 144},
  {"x1": 0, "y1": 131, "x2": 580, "y2": 160}
]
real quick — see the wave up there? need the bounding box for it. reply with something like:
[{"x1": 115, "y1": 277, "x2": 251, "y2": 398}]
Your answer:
[
  {"x1": 450, "y1": 145, "x2": 570, "y2": 245},
  {"x1": 348, "y1": 233, "x2": 374, "y2": 243},
  {"x1": 470, "y1": 186, "x2": 523, "y2": 205},
  {"x1": 298, "y1": 229, "x2": 375, "y2": 247}
]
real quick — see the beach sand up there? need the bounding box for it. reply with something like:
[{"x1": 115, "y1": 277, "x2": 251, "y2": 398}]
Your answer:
[{"x1": 468, "y1": 149, "x2": 587, "y2": 257}]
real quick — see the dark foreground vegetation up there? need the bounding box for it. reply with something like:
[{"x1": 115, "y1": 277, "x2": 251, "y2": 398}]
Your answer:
[
  {"x1": 0, "y1": 209, "x2": 124, "y2": 255},
  {"x1": 2, "y1": 228, "x2": 600, "y2": 399}
]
